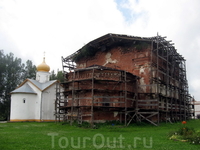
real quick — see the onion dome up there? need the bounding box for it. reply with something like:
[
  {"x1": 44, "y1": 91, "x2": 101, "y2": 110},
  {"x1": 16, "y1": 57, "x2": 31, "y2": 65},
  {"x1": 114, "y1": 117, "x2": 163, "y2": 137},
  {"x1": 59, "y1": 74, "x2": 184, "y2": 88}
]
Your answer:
[{"x1": 36, "y1": 57, "x2": 50, "y2": 72}]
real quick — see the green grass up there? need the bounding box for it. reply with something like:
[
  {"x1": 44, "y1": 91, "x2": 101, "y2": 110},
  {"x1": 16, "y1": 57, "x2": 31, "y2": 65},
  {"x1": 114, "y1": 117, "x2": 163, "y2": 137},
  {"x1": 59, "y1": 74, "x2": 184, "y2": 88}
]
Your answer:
[{"x1": 0, "y1": 120, "x2": 200, "y2": 150}]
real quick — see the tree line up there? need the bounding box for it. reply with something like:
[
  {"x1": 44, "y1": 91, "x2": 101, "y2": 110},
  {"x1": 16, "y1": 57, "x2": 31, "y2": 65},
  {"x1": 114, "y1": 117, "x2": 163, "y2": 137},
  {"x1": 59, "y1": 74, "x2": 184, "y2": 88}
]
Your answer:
[{"x1": 0, "y1": 50, "x2": 64, "y2": 121}]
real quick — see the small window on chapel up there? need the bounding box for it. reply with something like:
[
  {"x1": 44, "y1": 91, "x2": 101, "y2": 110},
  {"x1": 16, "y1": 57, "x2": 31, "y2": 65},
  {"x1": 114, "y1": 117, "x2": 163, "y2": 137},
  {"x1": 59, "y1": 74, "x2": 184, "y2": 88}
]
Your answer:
[{"x1": 23, "y1": 98, "x2": 26, "y2": 103}]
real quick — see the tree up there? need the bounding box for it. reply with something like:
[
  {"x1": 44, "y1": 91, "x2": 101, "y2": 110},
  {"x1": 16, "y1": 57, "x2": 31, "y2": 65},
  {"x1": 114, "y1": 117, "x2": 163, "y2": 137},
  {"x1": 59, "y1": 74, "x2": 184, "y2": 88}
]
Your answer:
[
  {"x1": 0, "y1": 50, "x2": 6, "y2": 120},
  {"x1": 0, "y1": 50, "x2": 6, "y2": 99},
  {"x1": 50, "y1": 70, "x2": 56, "y2": 80},
  {"x1": 50, "y1": 70, "x2": 64, "y2": 82},
  {"x1": 22, "y1": 60, "x2": 36, "y2": 80},
  {"x1": 0, "y1": 50, "x2": 36, "y2": 120},
  {"x1": 56, "y1": 71, "x2": 65, "y2": 82}
]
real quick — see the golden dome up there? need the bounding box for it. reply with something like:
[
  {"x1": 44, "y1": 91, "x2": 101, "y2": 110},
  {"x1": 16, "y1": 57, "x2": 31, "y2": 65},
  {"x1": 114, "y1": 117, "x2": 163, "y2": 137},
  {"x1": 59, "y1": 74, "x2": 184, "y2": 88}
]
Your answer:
[{"x1": 37, "y1": 57, "x2": 50, "y2": 72}]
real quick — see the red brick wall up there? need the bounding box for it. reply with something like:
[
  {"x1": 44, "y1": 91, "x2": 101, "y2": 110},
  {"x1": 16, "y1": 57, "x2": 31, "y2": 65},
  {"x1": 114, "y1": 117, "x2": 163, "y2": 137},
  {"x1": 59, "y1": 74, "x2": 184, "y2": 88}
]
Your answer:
[{"x1": 76, "y1": 46, "x2": 151, "y2": 92}]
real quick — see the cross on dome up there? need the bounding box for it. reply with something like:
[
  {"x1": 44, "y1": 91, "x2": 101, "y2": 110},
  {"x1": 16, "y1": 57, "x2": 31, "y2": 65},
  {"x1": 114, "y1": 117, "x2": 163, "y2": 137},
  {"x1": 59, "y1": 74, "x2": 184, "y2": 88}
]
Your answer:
[{"x1": 36, "y1": 56, "x2": 50, "y2": 72}]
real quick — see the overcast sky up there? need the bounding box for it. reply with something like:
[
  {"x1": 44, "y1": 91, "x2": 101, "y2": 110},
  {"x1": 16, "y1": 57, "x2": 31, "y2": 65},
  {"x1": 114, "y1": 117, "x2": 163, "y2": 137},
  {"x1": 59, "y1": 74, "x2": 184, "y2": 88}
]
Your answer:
[{"x1": 0, "y1": 0, "x2": 200, "y2": 101}]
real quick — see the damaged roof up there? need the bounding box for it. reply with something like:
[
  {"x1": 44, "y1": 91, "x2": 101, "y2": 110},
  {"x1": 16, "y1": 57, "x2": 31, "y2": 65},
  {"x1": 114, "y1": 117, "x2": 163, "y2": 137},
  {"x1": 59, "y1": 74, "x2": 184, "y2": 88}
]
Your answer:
[
  {"x1": 62, "y1": 33, "x2": 184, "y2": 63},
  {"x1": 63, "y1": 33, "x2": 155, "y2": 61}
]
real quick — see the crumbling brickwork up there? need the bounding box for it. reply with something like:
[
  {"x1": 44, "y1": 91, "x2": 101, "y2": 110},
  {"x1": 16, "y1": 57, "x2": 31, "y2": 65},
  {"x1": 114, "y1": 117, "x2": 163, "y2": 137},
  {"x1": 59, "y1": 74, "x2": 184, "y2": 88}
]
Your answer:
[{"x1": 55, "y1": 34, "x2": 194, "y2": 126}]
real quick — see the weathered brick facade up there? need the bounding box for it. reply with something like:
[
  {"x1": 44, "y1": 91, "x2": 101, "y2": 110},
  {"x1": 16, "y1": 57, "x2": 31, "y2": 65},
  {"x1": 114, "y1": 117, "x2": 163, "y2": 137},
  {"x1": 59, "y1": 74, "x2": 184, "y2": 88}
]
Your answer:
[{"x1": 56, "y1": 34, "x2": 194, "y2": 126}]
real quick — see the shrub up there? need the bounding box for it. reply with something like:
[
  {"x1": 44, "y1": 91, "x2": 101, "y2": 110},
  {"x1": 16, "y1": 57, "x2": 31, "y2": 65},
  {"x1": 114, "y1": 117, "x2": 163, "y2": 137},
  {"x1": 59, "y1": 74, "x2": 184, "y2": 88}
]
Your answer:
[
  {"x1": 169, "y1": 126, "x2": 200, "y2": 145},
  {"x1": 177, "y1": 127, "x2": 195, "y2": 137}
]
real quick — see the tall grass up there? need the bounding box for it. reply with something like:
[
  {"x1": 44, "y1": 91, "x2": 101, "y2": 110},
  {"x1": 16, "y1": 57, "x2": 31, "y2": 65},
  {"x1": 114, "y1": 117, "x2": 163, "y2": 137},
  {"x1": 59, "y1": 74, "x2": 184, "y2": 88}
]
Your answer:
[{"x1": 0, "y1": 120, "x2": 200, "y2": 150}]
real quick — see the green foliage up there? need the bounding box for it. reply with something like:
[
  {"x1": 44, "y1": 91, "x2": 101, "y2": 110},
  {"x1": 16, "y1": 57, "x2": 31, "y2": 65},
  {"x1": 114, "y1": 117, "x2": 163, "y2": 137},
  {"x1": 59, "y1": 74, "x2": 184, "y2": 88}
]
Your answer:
[
  {"x1": 56, "y1": 71, "x2": 65, "y2": 82},
  {"x1": 94, "y1": 120, "x2": 124, "y2": 129},
  {"x1": 169, "y1": 126, "x2": 200, "y2": 145},
  {"x1": 187, "y1": 133, "x2": 200, "y2": 144},
  {"x1": 50, "y1": 70, "x2": 56, "y2": 80},
  {"x1": 65, "y1": 120, "x2": 124, "y2": 129},
  {"x1": 22, "y1": 60, "x2": 36, "y2": 79},
  {"x1": 50, "y1": 70, "x2": 64, "y2": 82},
  {"x1": 70, "y1": 121, "x2": 91, "y2": 128},
  {"x1": 177, "y1": 127, "x2": 195, "y2": 137},
  {"x1": 0, "y1": 50, "x2": 36, "y2": 121}
]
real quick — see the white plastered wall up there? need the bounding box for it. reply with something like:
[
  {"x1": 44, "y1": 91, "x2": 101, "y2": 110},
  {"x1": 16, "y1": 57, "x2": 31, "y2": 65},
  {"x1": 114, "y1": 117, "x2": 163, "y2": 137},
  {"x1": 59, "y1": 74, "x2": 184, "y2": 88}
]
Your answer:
[
  {"x1": 26, "y1": 82, "x2": 42, "y2": 120},
  {"x1": 10, "y1": 93, "x2": 37, "y2": 121},
  {"x1": 36, "y1": 71, "x2": 50, "y2": 83},
  {"x1": 10, "y1": 81, "x2": 62, "y2": 122},
  {"x1": 41, "y1": 84, "x2": 56, "y2": 121}
]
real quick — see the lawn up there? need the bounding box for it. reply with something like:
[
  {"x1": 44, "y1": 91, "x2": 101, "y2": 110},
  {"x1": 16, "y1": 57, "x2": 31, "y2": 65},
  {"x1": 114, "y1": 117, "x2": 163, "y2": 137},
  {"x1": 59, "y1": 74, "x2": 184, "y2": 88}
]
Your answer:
[{"x1": 0, "y1": 120, "x2": 200, "y2": 150}]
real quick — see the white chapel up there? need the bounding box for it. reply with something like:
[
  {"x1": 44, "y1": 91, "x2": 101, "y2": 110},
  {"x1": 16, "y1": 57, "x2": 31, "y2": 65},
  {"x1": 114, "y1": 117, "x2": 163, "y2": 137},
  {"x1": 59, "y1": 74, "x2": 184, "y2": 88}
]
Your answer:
[{"x1": 10, "y1": 57, "x2": 59, "y2": 122}]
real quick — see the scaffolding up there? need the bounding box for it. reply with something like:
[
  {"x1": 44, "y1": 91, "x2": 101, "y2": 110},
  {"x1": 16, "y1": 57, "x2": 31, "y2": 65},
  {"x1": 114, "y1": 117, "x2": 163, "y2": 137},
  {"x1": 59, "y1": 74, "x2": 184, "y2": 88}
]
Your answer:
[
  {"x1": 57, "y1": 64, "x2": 138, "y2": 126},
  {"x1": 150, "y1": 35, "x2": 192, "y2": 122},
  {"x1": 55, "y1": 33, "x2": 194, "y2": 126}
]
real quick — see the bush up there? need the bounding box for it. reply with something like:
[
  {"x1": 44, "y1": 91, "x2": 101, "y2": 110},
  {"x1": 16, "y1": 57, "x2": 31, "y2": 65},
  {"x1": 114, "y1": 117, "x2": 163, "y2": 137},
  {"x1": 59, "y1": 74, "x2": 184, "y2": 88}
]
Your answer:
[
  {"x1": 169, "y1": 126, "x2": 200, "y2": 145},
  {"x1": 177, "y1": 127, "x2": 195, "y2": 137}
]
